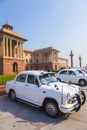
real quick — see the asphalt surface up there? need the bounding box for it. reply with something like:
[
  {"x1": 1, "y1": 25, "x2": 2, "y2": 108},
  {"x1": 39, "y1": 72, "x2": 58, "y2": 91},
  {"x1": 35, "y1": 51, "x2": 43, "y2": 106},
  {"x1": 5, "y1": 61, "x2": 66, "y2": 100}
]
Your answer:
[{"x1": 0, "y1": 86, "x2": 87, "y2": 130}]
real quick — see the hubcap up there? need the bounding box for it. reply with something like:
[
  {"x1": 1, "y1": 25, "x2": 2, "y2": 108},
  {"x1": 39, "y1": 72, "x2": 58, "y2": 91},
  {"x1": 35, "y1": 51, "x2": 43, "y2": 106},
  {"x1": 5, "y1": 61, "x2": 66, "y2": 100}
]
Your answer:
[
  {"x1": 46, "y1": 102, "x2": 58, "y2": 116},
  {"x1": 11, "y1": 91, "x2": 15, "y2": 100},
  {"x1": 80, "y1": 80, "x2": 85, "y2": 86}
]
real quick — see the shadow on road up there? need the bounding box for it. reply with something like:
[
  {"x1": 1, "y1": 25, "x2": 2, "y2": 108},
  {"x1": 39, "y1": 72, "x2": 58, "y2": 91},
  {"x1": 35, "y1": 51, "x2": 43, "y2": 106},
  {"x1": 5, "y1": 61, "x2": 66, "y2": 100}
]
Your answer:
[{"x1": 0, "y1": 94, "x2": 69, "y2": 125}]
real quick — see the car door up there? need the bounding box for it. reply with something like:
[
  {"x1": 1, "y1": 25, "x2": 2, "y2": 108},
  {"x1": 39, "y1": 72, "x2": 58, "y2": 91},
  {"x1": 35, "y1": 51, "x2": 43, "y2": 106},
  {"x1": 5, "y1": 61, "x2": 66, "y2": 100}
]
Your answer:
[
  {"x1": 13, "y1": 74, "x2": 27, "y2": 99},
  {"x1": 67, "y1": 70, "x2": 77, "y2": 83},
  {"x1": 24, "y1": 74, "x2": 41, "y2": 106},
  {"x1": 58, "y1": 70, "x2": 69, "y2": 82}
]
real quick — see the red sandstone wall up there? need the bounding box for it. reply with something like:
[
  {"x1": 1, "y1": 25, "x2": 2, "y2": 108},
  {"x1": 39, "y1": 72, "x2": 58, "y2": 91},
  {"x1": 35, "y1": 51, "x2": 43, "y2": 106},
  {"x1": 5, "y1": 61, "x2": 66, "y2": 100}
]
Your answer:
[
  {"x1": 2, "y1": 58, "x2": 25, "y2": 74},
  {"x1": 0, "y1": 58, "x2": 3, "y2": 74},
  {"x1": 26, "y1": 62, "x2": 57, "y2": 71}
]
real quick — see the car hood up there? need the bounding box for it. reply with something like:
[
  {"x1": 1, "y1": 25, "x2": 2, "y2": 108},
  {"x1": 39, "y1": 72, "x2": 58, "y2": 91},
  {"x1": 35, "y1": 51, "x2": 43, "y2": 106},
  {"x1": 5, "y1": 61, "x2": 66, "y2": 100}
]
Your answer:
[{"x1": 43, "y1": 81, "x2": 80, "y2": 95}]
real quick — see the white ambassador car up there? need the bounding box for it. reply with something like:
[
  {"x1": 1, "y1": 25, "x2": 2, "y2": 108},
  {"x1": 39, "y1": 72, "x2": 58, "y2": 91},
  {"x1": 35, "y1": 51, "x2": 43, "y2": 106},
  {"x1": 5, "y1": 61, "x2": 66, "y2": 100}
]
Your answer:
[
  {"x1": 6, "y1": 70, "x2": 86, "y2": 118},
  {"x1": 56, "y1": 69, "x2": 87, "y2": 86}
]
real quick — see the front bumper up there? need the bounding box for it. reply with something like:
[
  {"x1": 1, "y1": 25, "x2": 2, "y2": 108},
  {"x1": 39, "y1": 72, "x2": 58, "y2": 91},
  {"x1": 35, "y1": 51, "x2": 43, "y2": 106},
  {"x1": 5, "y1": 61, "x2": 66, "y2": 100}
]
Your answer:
[
  {"x1": 59, "y1": 92, "x2": 86, "y2": 114},
  {"x1": 59, "y1": 101, "x2": 79, "y2": 113}
]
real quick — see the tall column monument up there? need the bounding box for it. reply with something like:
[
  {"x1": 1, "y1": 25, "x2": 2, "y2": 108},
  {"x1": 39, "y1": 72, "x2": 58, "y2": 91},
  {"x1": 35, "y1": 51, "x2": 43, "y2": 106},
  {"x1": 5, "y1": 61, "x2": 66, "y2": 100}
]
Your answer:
[
  {"x1": 70, "y1": 51, "x2": 74, "y2": 68},
  {"x1": 79, "y1": 55, "x2": 82, "y2": 67}
]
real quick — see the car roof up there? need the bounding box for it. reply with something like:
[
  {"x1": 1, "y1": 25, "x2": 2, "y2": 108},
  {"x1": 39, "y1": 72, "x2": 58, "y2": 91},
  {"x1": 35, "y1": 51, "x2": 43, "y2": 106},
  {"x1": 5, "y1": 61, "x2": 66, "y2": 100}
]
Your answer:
[
  {"x1": 59, "y1": 68, "x2": 77, "y2": 71},
  {"x1": 17, "y1": 70, "x2": 47, "y2": 76}
]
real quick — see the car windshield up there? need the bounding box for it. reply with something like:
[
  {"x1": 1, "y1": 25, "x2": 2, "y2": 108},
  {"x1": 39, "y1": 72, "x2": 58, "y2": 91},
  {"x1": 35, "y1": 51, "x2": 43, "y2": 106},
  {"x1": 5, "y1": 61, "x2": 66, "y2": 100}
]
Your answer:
[
  {"x1": 75, "y1": 70, "x2": 83, "y2": 75},
  {"x1": 39, "y1": 73, "x2": 57, "y2": 85}
]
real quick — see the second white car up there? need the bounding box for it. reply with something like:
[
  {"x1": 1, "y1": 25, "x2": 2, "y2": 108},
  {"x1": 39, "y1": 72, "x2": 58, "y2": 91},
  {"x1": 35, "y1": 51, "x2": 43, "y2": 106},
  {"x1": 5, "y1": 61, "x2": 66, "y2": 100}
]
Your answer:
[{"x1": 56, "y1": 68, "x2": 87, "y2": 86}]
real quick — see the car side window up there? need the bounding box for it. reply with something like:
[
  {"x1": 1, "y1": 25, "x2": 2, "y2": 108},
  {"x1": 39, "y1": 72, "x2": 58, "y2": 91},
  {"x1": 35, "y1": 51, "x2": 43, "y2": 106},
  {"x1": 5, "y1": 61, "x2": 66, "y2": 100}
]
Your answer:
[
  {"x1": 16, "y1": 74, "x2": 26, "y2": 82},
  {"x1": 60, "y1": 70, "x2": 67, "y2": 75},
  {"x1": 27, "y1": 75, "x2": 39, "y2": 85},
  {"x1": 68, "y1": 71, "x2": 76, "y2": 75}
]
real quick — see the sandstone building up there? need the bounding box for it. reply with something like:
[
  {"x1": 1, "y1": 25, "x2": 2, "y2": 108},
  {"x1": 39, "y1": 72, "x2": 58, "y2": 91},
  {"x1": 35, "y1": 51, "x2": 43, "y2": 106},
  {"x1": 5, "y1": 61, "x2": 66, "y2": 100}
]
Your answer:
[
  {"x1": 24, "y1": 47, "x2": 68, "y2": 71},
  {"x1": 0, "y1": 22, "x2": 68, "y2": 75},
  {"x1": 0, "y1": 22, "x2": 27, "y2": 74}
]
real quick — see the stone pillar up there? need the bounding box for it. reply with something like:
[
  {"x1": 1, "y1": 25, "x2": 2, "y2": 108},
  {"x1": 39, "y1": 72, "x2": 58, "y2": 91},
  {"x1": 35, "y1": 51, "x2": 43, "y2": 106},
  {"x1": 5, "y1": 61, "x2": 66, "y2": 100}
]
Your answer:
[
  {"x1": 2, "y1": 36, "x2": 5, "y2": 56},
  {"x1": 10, "y1": 38, "x2": 12, "y2": 57},
  {"x1": 51, "y1": 50, "x2": 54, "y2": 62},
  {"x1": 19, "y1": 42, "x2": 21, "y2": 58},
  {"x1": 22, "y1": 43, "x2": 23, "y2": 58},
  {"x1": 16, "y1": 40, "x2": 19, "y2": 58},
  {"x1": 6, "y1": 37, "x2": 8, "y2": 57},
  {"x1": 20, "y1": 42, "x2": 23, "y2": 58},
  {"x1": 0, "y1": 38, "x2": 3, "y2": 56}
]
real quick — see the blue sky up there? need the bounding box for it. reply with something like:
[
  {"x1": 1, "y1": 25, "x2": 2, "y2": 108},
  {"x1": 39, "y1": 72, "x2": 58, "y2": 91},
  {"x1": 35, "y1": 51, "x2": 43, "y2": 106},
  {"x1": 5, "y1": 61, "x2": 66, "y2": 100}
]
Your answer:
[{"x1": 0, "y1": 0, "x2": 87, "y2": 67}]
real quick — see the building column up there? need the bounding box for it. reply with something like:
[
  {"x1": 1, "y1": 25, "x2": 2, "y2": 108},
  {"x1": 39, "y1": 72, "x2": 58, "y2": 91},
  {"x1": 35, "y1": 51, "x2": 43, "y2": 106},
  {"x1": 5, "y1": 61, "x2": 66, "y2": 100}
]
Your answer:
[
  {"x1": 18, "y1": 42, "x2": 20, "y2": 58},
  {"x1": 17, "y1": 41, "x2": 19, "y2": 58},
  {"x1": 2, "y1": 36, "x2": 5, "y2": 56},
  {"x1": 6, "y1": 37, "x2": 8, "y2": 57},
  {"x1": 51, "y1": 50, "x2": 54, "y2": 61},
  {"x1": 10, "y1": 38, "x2": 12, "y2": 57},
  {"x1": 19, "y1": 42, "x2": 23, "y2": 58},
  {"x1": 21, "y1": 42, "x2": 23, "y2": 58}
]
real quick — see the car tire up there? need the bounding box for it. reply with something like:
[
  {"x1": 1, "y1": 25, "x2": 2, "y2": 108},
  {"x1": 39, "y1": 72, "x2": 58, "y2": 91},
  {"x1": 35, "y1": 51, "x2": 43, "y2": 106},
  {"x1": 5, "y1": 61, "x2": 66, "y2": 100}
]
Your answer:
[
  {"x1": 80, "y1": 90, "x2": 86, "y2": 105},
  {"x1": 10, "y1": 90, "x2": 16, "y2": 101},
  {"x1": 44, "y1": 99, "x2": 59, "y2": 118},
  {"x1": 79, "y1": 79, "x2": 86, "y2": 86}
]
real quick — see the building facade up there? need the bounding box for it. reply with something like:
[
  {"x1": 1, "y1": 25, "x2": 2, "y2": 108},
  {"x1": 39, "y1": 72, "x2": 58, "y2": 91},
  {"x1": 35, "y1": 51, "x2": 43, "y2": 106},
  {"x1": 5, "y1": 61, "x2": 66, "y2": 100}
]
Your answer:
[
  {"x1": 0, "y1": 22, "x2": 68, "y2": 75},
  {"x1": 24, "y1": 47, "x2": 68, "y2": 71},
  {"x1": 0, "y1": 22, "x2": 27, "y2": 74}
]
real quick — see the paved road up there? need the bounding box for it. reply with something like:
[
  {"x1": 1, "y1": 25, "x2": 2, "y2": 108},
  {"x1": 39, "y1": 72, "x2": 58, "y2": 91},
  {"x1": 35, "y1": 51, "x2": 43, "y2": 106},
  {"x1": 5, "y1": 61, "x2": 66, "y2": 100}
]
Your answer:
[{"x1": 0, "y1": 86, "x2": 87, "y2": 130}]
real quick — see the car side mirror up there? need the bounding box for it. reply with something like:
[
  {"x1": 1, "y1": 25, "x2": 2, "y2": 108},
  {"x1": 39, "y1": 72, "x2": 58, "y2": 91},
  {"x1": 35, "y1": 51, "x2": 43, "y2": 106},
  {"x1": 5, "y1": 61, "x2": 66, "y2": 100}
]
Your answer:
[{"x1": 35, "y1": 79, "x2": 40, "y2": 87}]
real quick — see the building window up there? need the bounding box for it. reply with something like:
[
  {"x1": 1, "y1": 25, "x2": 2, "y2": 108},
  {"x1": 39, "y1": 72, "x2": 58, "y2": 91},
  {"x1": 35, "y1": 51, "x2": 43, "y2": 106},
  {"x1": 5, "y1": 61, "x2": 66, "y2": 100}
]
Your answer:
[
  {"x1": 55, "y1": 65, "x2": 57, "y2": 70},
  {"x1": 37, "y1": 59, "x2": 39, "y2": 64},
  {"x1": 26, "y1": 59, "x2": 28, "y2": 64},
  {"x1": 31, "y1": 66, "x2": 32, "y2": 70},
  {"x1": 30, "y1": 59, "x2": 32, "y2": 64},
  {"x1": 26, "y1": 52, "x2": 28, "y2": 56}
]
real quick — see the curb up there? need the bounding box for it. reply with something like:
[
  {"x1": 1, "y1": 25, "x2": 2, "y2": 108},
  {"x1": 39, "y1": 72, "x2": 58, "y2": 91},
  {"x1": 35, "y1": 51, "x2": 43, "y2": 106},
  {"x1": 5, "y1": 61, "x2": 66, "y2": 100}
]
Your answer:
[{"x1": 0, "y1": 85, "x2": 6, "y2": 95}]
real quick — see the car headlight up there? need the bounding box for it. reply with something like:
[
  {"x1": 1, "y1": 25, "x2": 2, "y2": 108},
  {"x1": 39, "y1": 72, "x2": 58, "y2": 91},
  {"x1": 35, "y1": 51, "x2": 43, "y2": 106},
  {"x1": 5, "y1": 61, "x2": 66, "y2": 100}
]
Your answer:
[
  {"x1": 67, "y1": 93, "x2": 72, "y2": 104},
  {"x1": 67, "y1": 93, "x2": 71, "y2": 99}
]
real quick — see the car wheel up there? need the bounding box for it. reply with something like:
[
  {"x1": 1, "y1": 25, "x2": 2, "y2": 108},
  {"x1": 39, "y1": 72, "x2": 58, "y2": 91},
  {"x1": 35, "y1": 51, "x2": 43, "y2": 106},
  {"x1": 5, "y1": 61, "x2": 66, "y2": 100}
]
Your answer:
[
  {"x1": 80, "y1": 90, "x2": 86, "y2": 105},
  {"x1": 10, "y1": 90, "x2": 16, "y2": 101},
  {"x1": 79, "y1": 79, "x2": 86, "y2": 86},
  {"x1": 44, "y1": 100, "x2": 59, "y2": 118}
]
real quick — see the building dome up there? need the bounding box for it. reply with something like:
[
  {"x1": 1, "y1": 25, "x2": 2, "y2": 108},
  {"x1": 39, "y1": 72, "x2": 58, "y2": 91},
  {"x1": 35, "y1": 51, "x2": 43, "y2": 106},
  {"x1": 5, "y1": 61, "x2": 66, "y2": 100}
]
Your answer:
[{"x1": 2, "y1": 21, "x2": 13, "y2": 31}]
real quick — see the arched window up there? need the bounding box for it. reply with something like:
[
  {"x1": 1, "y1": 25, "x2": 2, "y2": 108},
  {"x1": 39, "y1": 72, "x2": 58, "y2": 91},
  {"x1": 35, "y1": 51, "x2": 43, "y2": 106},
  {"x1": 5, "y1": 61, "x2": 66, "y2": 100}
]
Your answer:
[{"x1": 13, "y1": 62, "x2": 18, "y2": 73}]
